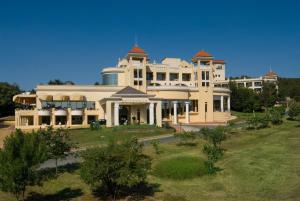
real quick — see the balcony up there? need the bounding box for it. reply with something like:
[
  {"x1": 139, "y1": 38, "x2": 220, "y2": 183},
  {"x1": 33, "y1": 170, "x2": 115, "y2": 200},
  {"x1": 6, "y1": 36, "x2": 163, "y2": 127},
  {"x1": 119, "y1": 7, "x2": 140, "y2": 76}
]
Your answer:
[
  {"x1": 54, "y1": 109, "x2": 67, "y2": 116},
  {"x1": 71, "y1": 109, "x2": 83, "y2": 116},
  {"x1": 38, "y1": 109, "x2": 51, "y2": 116}
]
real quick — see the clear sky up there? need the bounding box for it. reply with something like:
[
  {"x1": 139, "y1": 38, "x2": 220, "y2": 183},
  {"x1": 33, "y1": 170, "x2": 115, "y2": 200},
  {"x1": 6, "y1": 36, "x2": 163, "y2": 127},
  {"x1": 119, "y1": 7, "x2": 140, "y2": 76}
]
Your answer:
[{"x1": 0, "y1": 0, "x2": 299, "y2": 90}]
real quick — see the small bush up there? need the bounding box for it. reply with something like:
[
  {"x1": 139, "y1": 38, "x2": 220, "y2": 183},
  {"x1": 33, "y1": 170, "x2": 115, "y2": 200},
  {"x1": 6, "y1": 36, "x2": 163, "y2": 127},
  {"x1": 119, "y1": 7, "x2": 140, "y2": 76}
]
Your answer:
[
  {"x1": 288, "y1": 101, "x2": 300, "y2": 120},
  {"x1": 174, "y1": 132, "x2": 197, "y2": 146},
  {"x1": 247, "y1": 115, "x2": 269, "y2": 129},
  {"x1": 151, "y1": 140, "x2": 162, "y2": 155},
  {"x1": 202, "y1": 144, "x2": 224, "y2": 174},
  {"x1": 153, "y1": 156, "x2": 206, "y2": 180},
  {"x1": 269, "y1": 108, "x2": 283, "y2": 125},
  {"x1": 90, "y1": 121, "x2": 101, "y2": 130}
]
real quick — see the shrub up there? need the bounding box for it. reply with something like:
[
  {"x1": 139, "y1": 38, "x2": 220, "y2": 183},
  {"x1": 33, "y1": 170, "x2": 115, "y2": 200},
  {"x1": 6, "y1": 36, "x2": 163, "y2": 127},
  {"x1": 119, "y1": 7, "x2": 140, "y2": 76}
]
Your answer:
[
  {"x1": 247, "y1": 115, "x2": 269, "y2": 129},
  {"x1": 174, "y1": 132, "x2": 197, "y2": 146},
  {"x1": 201, "y1": 127, "x2": 226, "y2": 147},
  {"x1": 269, "y1": 109, "x2": 283, "y2": 125},
  {"x1": 202, "y1": 144, "x2": 224, "y2": 174},
  {"x1": 153, "y1": 156, "x2": 206, "y2": 180},
  {"x1": 288, "y1": 101, "x2": 300, "y2": 120},
  {"x1": 80, "y1": 137, "x2": 151, "y2": 198},
  {"x1": 151, "y1": 140, "x2": 162, "y2": 155},
  {"x1": 90, "y1": 121, "x2": 101, "y2": 130}
]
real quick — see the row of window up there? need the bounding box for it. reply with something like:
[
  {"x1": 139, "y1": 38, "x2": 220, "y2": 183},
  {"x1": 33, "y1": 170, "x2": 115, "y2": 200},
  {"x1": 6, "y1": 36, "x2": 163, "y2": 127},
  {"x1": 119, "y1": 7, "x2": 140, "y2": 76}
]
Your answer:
[
  {"x1": 41, "y1": 101, "x2": 96, "y2": 110},
  {"x1": 134, "y1": 70, "x2": 193, "y2": 81}
]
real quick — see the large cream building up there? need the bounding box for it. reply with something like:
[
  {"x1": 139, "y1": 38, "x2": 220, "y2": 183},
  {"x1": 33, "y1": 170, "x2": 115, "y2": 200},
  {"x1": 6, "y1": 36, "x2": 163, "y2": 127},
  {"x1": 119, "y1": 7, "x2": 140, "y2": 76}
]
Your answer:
[{"x1": 13, "y1": 45, "x2": 231, "y2": 129}]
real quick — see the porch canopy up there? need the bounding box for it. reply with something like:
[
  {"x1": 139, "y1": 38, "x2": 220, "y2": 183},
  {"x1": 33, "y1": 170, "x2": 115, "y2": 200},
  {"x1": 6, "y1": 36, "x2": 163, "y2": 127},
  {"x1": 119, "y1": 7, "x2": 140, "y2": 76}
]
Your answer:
[
  {"x1": 13, "y1": 94, "x2": 37, "y2": 104},
  {"x1": 100, "y1": 86, "x2": 162, "y2": 127}
]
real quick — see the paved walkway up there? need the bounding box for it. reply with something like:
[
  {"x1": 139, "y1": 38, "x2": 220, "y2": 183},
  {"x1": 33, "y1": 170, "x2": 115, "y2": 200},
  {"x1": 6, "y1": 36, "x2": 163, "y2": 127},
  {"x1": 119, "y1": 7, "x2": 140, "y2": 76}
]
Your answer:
[{"x1": 39, "y1": 133, "x2": 180, "y2": 169}]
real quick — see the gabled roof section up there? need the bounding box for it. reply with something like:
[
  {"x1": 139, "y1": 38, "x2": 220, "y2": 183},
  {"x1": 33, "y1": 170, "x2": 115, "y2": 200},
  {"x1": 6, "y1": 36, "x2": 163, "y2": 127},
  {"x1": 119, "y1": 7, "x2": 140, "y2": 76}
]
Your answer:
[{"x1": 112, "y1": 86, "x2": 154, "y2": 97}]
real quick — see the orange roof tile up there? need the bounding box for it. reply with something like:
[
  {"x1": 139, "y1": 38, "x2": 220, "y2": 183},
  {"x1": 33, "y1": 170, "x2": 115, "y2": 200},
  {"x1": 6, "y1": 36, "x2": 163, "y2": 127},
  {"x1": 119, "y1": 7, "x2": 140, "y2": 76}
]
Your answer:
[
  {"x1": 213, "y1": 60, "x2": 226, "y2": 64},
  {"x1": 265, "y1": 70, "x2": 278, "y2": 77},
  {"x1": 128, "y1": 45, "x2": 146, "y2": 54},
  {"x1": 193, "y1": 50, "x2": 212, "y2": 58}
]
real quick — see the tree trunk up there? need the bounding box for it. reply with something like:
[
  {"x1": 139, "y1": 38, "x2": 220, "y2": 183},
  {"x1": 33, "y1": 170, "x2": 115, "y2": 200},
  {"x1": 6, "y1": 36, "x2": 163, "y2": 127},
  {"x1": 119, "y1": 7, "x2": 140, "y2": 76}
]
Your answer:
[{"x1": 55, "y1": 158, "x2": 58, "y2": 175}]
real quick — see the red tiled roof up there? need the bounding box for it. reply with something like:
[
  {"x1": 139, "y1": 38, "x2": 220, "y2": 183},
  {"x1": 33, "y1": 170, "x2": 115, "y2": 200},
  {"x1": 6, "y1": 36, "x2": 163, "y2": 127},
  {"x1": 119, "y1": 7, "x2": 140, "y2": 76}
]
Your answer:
[
  {"x1": 213, "y1": 60, "x2": 226, "y2": 64},
  {"x1": 128, "y1": 46, "x2": 146, "y2": 54},
  {"x1": 265, "y1": 70, "x2": 278, "y2": 77},
  {"x1": 193, "y1": 50, "x2": 212, "y2": 58}
]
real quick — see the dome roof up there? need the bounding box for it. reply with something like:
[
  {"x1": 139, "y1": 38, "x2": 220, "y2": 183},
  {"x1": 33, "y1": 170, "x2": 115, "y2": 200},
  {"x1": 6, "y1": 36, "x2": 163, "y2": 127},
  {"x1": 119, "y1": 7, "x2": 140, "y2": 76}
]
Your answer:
[
  {"x1": 193, "y1": 50, "x2": 212, "y2": 58},
  {"x1": 128, "y1": 45, "x2": 147, "y2": 54}
]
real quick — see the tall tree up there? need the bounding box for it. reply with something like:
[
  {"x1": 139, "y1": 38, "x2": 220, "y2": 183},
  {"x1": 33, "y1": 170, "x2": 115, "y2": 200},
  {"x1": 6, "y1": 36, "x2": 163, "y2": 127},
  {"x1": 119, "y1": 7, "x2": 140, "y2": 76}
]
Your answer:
[
  {"x1": 260, "y1": 82, "x2": 278, "y2": 110},
  {"x1": 80, "y1": 137, "x2": 151, "y2": 199},
  {"x1": 229, "y1": 81, "x2": 262, "y2": 112},
  {"x1": 0, "y1": 130, "x2": 47, "y2": 201},
  {"x1": 0, "y1": 82, "x2": 21, "y2": 117},
  {"x1": 40, "y1": 127, "x2": 74, "y2": 175}
]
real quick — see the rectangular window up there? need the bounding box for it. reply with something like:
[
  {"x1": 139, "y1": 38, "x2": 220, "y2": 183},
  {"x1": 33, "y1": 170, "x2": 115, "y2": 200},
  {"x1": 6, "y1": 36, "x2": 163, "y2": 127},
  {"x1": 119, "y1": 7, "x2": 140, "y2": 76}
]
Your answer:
[
  {"x1": 146, "y1": 72, "x2": 153, "y2": 81},
  {"x1": 170, "y1": 73, "x2": 179, "y2": 81},
  {"x1": 182, "y1": 73, "x2": 191, "y2": 81},
  {"x1": 254, "y1": 82, "x2": 262, "y2": 86},
  {"x1": 216, "y1": 65, "x2": 223, "y2": 70},
  {"x1": 205, "y1": 102, "x2": 208, "y2": 113},
  {"x1": 246, "y1": 82, "x2": 252, "y2": 87},
  {"x1": 157, "y1": 72, "x2": 166, "y2": 81},
  {"x1": 134, "y1": 80, "x2": 143, "y2": 86},
  {"x1": 206, "y1": 71, "x2": 209, "y2": 80},
  {"x1": 134, "y1": 69, "x2": 142, "y2": 78},
  {"x1": 202, "y1": 71, "x2": 205, "y2": 80}
]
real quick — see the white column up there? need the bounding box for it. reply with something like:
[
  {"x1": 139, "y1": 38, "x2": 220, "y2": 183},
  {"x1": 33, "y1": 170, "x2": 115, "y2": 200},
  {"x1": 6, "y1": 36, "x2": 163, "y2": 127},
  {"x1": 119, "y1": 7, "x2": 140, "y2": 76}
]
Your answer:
[
  {"x1": 227, "y1": 96, "x2": 231, "y2": 112},
  {"x1": 149, "y1": 102, "x2": 154, "y2": 125},
  {"x1": 185, "y1": 101, "x2": 190, "y2": 124},
  {"x1": 221, "y1": 96, "x2": 224, "y2": 112},
  {"x1": 114, "y1": 102, "x2": 119, "y2": 126},
  {"x1": 173, "y1": 101, "x2": 178, "y2": 124}
]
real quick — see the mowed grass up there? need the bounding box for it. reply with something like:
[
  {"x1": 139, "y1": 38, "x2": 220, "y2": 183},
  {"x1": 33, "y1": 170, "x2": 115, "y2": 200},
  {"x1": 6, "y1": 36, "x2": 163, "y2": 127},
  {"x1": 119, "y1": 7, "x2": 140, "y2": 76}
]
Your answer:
[
  {"x1": 1, "y1": 120, "x2": 300, "y2": 201},
  {"x1": 153, "y1": 155, "x2": 206, "y2": 180},
  {"x1": 69, "y1": 124, "x2": 174, "y2": 148}
]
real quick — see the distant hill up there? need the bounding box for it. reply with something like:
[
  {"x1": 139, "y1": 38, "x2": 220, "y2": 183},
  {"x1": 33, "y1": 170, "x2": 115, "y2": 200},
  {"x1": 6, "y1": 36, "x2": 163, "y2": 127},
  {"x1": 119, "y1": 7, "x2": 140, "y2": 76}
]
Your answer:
[{"x1": 278, "y1": 77, "x2": 300, "y2": 101}]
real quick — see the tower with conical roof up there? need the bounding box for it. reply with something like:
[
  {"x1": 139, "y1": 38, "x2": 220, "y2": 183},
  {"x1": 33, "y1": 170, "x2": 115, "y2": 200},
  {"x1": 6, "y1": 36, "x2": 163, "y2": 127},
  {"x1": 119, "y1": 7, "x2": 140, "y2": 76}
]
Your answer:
[
  {"x1": 126, "y1": 44, "x2": 148, "y2": 92},
  {"x1": 192, "y1": 50, "x2": 214, "y2": 122}
]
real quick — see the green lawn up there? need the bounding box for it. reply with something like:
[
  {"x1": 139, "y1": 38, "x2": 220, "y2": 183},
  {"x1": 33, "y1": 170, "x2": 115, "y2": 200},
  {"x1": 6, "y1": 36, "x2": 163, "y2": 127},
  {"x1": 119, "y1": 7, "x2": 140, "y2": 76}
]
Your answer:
[
  {"x1": 69, "y1": 124, "x2": 175, "y2": 148},
  {"x1": 1, "y1": 120, "x2": 300, "y2": 201},
  {"x1": 231, "y1": 111, "x2": 265, "y2": 122}
]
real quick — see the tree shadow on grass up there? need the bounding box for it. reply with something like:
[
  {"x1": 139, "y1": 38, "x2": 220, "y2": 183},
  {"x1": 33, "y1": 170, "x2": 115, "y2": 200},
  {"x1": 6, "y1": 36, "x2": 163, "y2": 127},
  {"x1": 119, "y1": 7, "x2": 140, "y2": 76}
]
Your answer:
[
  {"x1": 93, "y1": 182, "x2": 161, "y2": 200},
  {"x1": 176, "y1": 142, "x2": 198, "y2": 147},
  {"x1": 26, "y1": 188, "x2": 83, "y2": 201},
  {"x1": 38, "y1": 163, "x2": 80, "y2": 181}
]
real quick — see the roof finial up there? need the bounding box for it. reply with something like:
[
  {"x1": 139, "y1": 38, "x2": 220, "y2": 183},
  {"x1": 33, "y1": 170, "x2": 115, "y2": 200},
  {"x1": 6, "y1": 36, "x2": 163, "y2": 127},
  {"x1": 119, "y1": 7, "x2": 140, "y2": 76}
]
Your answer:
[
  {"x1": 134, "y1": 34, "x2": 138, "y2": 47},
  {"x1": 269, "y1": 64, "x2": 272, "y2": 72}
]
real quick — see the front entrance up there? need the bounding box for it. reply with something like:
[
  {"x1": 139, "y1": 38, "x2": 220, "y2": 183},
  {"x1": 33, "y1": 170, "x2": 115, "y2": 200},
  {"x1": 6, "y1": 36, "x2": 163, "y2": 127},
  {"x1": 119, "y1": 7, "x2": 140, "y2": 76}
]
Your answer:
[{"x1": 119, "y1": 105, "x2": 130, "y2": 125}]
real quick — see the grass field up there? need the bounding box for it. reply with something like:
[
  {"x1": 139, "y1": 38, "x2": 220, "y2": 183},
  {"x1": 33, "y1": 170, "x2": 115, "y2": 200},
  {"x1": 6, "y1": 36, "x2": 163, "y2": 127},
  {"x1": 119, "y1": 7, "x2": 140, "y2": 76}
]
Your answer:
[
  {"x1": 69, "y1": 124, "x2": 175, "y2": 148},
  {"x1": 1, "y1": 120, "x2": 300, "y2": 201}
]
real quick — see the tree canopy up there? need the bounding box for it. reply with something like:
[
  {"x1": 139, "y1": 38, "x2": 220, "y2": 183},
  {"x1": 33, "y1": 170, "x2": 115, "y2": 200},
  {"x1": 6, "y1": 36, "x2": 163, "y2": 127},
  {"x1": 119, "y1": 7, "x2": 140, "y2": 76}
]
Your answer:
[
  {"x1": 0, "y1": 82, "x2": 21, "y2": 117},
  {"x1": 278, "y1": 77, "x2": 300, "y2": 101},
  {"x1": 0, "y1": 130, "x2": 48, "y2": 201},
  {"x1": 229, "y1": 81, "x2": 262, "y2": 112}
]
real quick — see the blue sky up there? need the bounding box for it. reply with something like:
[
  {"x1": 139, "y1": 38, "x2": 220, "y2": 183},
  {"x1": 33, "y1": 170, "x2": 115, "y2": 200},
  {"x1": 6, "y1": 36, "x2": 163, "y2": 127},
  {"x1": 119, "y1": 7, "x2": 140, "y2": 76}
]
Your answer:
[{"x1": 0, "y1": 0, "x2": 299, "y2": 90}]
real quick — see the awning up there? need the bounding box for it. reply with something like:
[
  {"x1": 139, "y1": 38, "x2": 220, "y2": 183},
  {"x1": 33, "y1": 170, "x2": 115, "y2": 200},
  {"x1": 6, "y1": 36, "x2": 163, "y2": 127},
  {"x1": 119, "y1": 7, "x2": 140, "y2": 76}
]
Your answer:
[
  {"x1": 13, "y1": 94, "x2": 37, "y2": 103},
  {"x1": 71, "y1": 94, "x2": 85, "y2": 101},
  {"x1": 39, "y1": 95, "x2": 53, "y2": 101}
]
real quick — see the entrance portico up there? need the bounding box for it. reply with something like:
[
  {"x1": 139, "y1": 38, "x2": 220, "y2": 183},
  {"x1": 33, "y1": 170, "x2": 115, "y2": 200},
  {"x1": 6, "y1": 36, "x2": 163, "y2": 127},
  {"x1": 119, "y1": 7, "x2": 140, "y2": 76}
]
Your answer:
[{"x1": 101, "y1": 86, "x2": 162, "y2": 127}]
